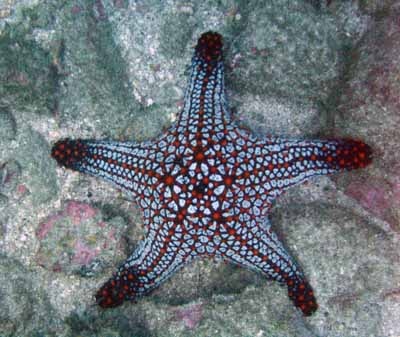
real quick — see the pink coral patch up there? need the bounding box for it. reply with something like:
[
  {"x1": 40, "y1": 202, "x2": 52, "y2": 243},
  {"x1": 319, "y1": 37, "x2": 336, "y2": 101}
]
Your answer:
[
  {"x1": 66, "y1": 201, "x2": 97, "y2": 225},
  {"x1": 36, "y1": 214, "x2": 63, "y2": 239},
  {"x1": 345, "y1": 176, "x2": 399, "y2": 230},
  {"x1": 173, "y1": 302, "x2": 204, "y2": 329},
  {"x1": 36, "y1": 200, "x2": 125, "y2": 273},
  {"x1": 72, "y1": 240, "x2": 99, "y2": 265}
]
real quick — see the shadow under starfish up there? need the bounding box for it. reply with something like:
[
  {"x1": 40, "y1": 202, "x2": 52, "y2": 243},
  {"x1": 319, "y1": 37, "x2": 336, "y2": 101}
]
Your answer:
[{"x1": 51, "y1": 31, "x2": 372, "y2": 316}]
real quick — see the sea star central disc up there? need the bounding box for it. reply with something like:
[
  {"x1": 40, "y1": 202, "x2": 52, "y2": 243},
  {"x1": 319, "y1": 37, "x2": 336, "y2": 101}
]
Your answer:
[{"x1": 51, "y1": 31, "x2": 372, "y2": 316}]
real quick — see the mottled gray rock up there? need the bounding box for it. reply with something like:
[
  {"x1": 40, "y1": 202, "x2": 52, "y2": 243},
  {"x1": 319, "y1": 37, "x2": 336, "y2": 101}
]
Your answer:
[
  {"x1": 0, "y1": 5, "x2": 59, "y2": 115},
  {"x1": 0, "y1": 107, "x2": 16, "y2": 141},
  {"x1": 14, "y1": 127, "x2": 58, "y2": 206},
  {"x1": 0, "y1": 255, "x2": 60, "y2": 337}
]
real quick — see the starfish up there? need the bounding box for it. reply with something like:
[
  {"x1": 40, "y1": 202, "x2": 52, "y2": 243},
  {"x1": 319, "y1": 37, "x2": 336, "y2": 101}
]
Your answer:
[{"x1": 51, "y1": 31, "x2": 372, "y2": 316}]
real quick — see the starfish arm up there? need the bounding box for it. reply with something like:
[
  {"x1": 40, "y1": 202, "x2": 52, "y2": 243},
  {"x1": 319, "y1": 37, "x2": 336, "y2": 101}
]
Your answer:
[
  {"x1": 220, "y1": 218, "x2": 318, "y2": 316},
  {"x1": 95, "y1": 222, "x2": 195, "y2": 308},
  {"x1": 51, "y1": 138, "x2": 163, "y2": 199},
  {"x1": 257, "y1": 138, "x2": 372, "y2": 197},
  {"x1": 176, "y1": 32, "x2": 230, "y2": 133}
]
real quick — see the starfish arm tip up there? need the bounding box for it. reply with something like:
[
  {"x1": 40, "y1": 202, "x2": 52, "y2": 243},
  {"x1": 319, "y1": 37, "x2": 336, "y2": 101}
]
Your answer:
[
  {"x1": 95, "y1": 280, "x2": 126, "y2": 308},
  {"x1": 95, "y1": 266, "x2": 140, "y2": 309},
  {"x1": 196, "y1": 31, "x2": 223, "y2": 60},
  {"x1": 51, "y1": 138, "x2": 89, "y2": 170},
  {"x1": 287, "y1": 278, "x2": 318, "y2": 316},
  {"x1": 331, "y1": 138, "x2": 373, "y2": 170}
]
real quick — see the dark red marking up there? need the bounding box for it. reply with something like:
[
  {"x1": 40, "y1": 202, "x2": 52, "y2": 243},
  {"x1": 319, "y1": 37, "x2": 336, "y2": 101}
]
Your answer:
[
  {"x1": 287, "y1": 279, "x2": 318, "y2": 316},
  {"x1": 96, "y1": 267, "x2": 140, "y2": 308},
  {"x1": 324, "y1": 139, "x2": 372, "y2": 170},
  {"x1": 195, "y1": 31, "x2": 223, "y2": 65},
  {"x1": 51, "y1": 139, "x2": 89, "y2": 169}
]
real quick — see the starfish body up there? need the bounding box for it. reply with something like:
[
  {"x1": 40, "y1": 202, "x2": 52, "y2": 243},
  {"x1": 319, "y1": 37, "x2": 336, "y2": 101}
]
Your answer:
[{"x1": 51, "y1": 32, "x2": 372, "y2": 316}]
